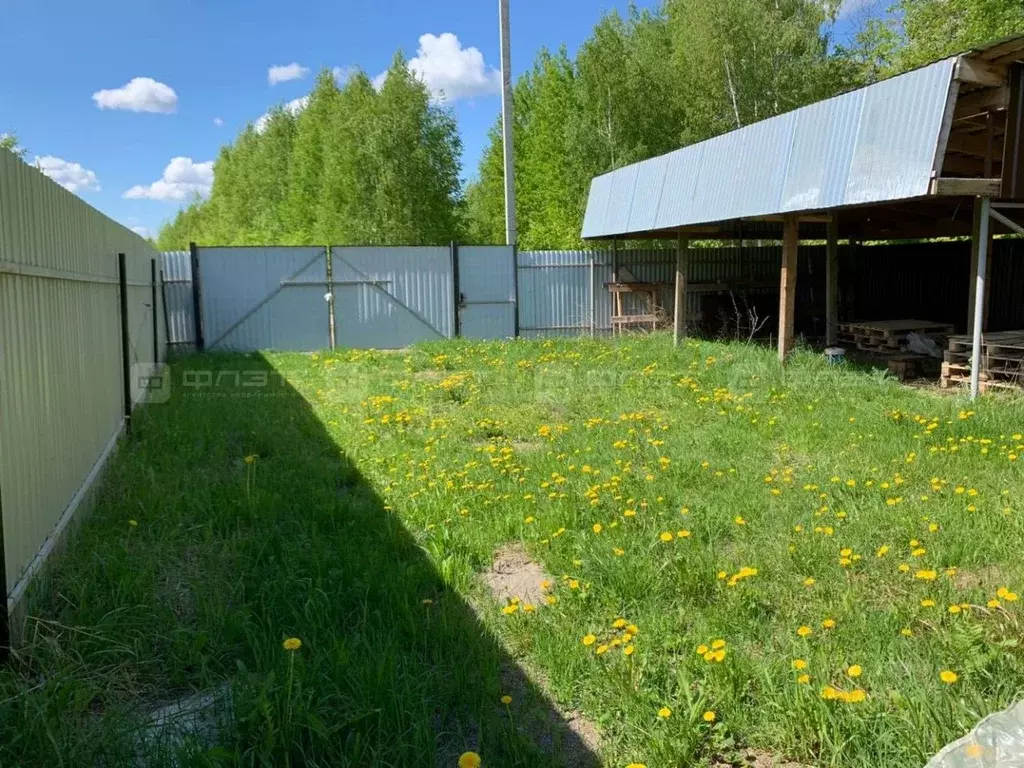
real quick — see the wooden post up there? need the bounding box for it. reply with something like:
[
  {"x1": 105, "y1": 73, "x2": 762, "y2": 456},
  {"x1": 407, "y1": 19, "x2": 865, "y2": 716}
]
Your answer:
[
  {"x1": 970, "y1": 197, "x2": 992, "y2": 400},
  {"x1": 589, "y1": 254, "x2": 596, "y2": 337},
  {"x1": 673, "y1": 233, "x2": 689, "y2": 346},
  {"x1": 778, "y1": 217, "x2": 799, "y2": 361},
  {"x1": 825, "y1": 215, "x2": 839, "y2": 346}
]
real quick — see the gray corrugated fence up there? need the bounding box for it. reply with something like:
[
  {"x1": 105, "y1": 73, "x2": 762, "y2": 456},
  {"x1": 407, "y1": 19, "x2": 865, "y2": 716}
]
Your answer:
[
  {"x1": 161, "y1": 250, "x2": 195, "y2": 349},
  {"x1": 163, "y1": 239, "x2": 1024, "y2": 349}
]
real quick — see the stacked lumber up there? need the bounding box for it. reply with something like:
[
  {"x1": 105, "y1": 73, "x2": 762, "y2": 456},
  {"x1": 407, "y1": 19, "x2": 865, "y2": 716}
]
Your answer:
[
  {"x1": 837, "y1": 320, "x2": 954, "y2": 355},
  {"x1": 941, "y1": 331, "x2": 1024, "y2": 392}
]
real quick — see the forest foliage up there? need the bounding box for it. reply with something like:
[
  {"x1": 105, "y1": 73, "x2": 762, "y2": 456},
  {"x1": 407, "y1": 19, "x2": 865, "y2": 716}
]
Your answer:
[{"x1": 156, "y1": 0, "x2": 1024, "y2": 250}]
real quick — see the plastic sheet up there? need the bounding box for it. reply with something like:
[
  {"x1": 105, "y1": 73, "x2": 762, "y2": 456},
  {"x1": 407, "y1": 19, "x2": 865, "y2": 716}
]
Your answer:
[{"x1": 925, "y1": 700, "x2": 1024, "y2": 768}]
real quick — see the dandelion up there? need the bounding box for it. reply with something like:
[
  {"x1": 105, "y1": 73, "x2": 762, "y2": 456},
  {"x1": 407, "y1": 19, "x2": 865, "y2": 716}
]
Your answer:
[
  {"x1": 458, "y1": 752, "x2": 482, "y2": 768},
  {"x1": 901, "y1": 628, "x2": 913, "y2": 637},
  {"x1": 792, "y1": 659, "x2": 807, "y2": 670},
  {"x1": 847, "y1": 689, "x2": 866, "y2": 703},
  {"x1": 987, "y1": 599, "x2": 1001, "y2": 608},
  {"x1": 940, "y1": 670, "x2": 959, "y2": 684},
  {"x1": 658, "y1": 707, "x2": 672, "y2": 719},
  {"x1": 702, "y1": 710, "x2": 716, "y2": 722},
  {"x1": 659, "y1": 531, "x2": 674, "y2": 542},
  {"x1": 678, "y1": 530, "x2": 691, "y2": 538},
  {"x1": 797, "y1": 673, "x2": 811, "y2": 684},
  {"x1": 282, "y1": 637, "x2": 302, "y2": 651},
  {"x1": 623, "y1": 645, "x2": 635, "y2": 656},
  {"x1": 822, "y1": 618, "x2": 836, "y2": 629},
  {"x1": 501, "y1": 695, "x2": 512, "y2": 705},
  {"x1": 797, "y1": 625, "x2": 813, "y2": 638},
  {"x1": 696, "y1": 644, "x2": 709, "y2": 655},
  {"x1": 592, "y1": 523, "x2": 603, "y2": 534},
  {"x1": 502, "y1": 604, "x2": 519, "y2": 615},
  {"x1": 921, "y1": 599, "x2": 936, "y2": 608},
  {"x1": 625, "y1": 764, "x2": 647, "y2": 768},
  {"x1": 847, "y1": 664, "x2": 863, "y2": 678},
  {"x1": 804, "y1": 577, "x2": 816, "y2": 587},
  {"x1": 582, "y1": 634, "x2": 596, "y2": 646},
  {"x1": 596, "y1": 644, "x2": 609, "y2": 655},
  {"x1": 735, "y1": 516, "x2": 747, "y2": 525},
  {"x1": 613, "y1": 618, "x2": 627, "y2": 629},
  {"x1": 711, "y1": 639, "x2": 726, "y2": 650},
  {"x1": 244, "y1": 454, "x2": 258, "y2": 465},
  {"x1": 915, "y1": 570, "x2": 937, "y2": 581}
]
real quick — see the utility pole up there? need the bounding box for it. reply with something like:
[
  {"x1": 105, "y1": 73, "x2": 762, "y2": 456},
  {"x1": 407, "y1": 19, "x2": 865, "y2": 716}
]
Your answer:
[{"x1": 499, "y1": 0, "x2": 518, "y2": 247}]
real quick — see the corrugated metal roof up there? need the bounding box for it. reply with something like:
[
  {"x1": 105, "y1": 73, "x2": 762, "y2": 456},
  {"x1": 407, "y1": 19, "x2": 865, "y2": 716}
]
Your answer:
[{"x1": 582, "y1": 57, "x2": 958, "y2": 239}]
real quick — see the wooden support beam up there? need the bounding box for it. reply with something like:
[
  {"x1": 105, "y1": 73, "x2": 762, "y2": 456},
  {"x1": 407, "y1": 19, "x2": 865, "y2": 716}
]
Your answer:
[
  {"x1": 931, "y1": 177, "x2": 1003, "y2": 196},
  {"x1": 778, "y1": 216, "x2": 798, "y2": 362},
  {"x1": 946, "y1": 130, "x2": 1005, "y2": 158},
  {"x1": 955, "y1": 56, "x2": 1007, "y2": 87},
  {"x1": 673, "y1": 233, "x2": 689, "y2": 347},
  {"x1": 1002, "y1": 63, "x2": 1024, "y2": 199},
  {"x1": 954, "y1": 86, "x2": 1010, "y2": 120},
  {"x1": 825, "y1": 216, "x2": 839, "y2": 347}
]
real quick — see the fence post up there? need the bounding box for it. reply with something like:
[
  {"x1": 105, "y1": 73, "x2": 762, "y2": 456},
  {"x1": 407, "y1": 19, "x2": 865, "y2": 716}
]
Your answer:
[
  {"x1": 512, "y1": 244, "x2": 520, "y2": 338},
  {"x1": 151, "y1": 258, "x2": 159, "y2": 364},
  {"x1": 189, "y1": 242, "x2": 205, "y2": 351},
  {"x1": 118, "y1": 253, "x2": 132, "y2": 435},
  {"x1": 0, "y1": 476, "x2": 9, "y2": 662},
  {"x1": 326, "y1": 245, "x2": 336, "y2": 350},
  {"x1": 589, "y1": 254, "x2": 596, "y2": 337},
  {"x1": 451, "y1": 242, "x2": 461, "y2": 338},
  {"x1": 160, "y1": 269, "x2": 170, "y2": 355}
]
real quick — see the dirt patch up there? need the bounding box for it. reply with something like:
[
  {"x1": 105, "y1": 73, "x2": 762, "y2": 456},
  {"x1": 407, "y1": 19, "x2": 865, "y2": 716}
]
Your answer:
[
  {"x1": 499, "y1": 662, "x2": 602, "y2": 768},
  {"x1": 511, "y1": 440, "x2": 545, "y2": 454},
  {"x1": 953, "y1": 564, "x2": 1006, "y2": 592},
  {"x1": 482, "y1": 544, "x2": 551, "y2": 607},
  {"x1": 713, "y1": 748, "x2": 811, "y2": 768}
]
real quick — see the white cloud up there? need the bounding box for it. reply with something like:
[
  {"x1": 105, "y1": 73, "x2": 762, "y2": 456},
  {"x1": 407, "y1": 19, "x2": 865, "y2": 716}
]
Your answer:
[
  {"x1": 92, "y1": 77, "x2": 178, "y2": 113},
  {"x1": 35, "y1": 156, "x2": 101, "y2": 193},
  {"x1": 268, "y1": 63, "x2": 309, "y2": 86},
  {"x1": 124, "y1": 157, "x2": 214, "y2": 201},
  {"x1": 332, "y1": 66, "x2": 357, "y2": 85},
  {"x1": 213, "y1": 117, "x2": 224, "y2": 127},
  {"x1": 838, "y1": 0, "x2": 883, "y2": 19},
  {"x1": 131, "y1": 225, "x2": 152, "y2": 239},
  {"x1": 406, "y1": 33, "x2": 501, "y2": 102},
  {"x1": 254, "y1": 95, "x2": 309, "y2": 133}
]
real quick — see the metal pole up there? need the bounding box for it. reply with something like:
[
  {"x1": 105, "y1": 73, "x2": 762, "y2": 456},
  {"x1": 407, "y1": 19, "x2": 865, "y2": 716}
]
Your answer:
[
  {"x1": 589, "y1": 254, "x2": 595, "y2": 337},
  {"x1": 451, "y1": 241, "x2": 461, "y2": 338},
  {"x1": 160, "y1": 268, "x2": 171, "y2": 353},
  {"x1": 118, "y1": 253, "x2": 132, "y2": 435},
  {"x1": 189, "y1": 242, "x2": 204, "y2": 352},
  {"x1": 970, "y1": 197, "x2": 991, "y2": 400},
  {"x1": 326, "y1": 246, "x2": 336, "y2": 351},
  {"x1": 150, "y1": 258, "x2": 159, "y2": 365},
  {"x1": 499, "y1": 0, "x2": 518, "y2": 246}
]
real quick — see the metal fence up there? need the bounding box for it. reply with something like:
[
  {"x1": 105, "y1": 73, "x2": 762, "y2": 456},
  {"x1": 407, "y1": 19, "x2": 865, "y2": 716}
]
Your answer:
[
  {"x1": 1, "y1": 150, "x2": 167, "y2": 642},
  {"x1": 161, "y1": 250, "x2": 195, "y2": 351},
  {"x1": 161, "y1": 239, "x2": 1024, "y2": 350}
]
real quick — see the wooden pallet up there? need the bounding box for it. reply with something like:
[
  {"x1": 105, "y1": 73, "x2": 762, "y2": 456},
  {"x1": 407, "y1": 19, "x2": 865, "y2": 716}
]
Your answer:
[
  {"x1": 941, "y1": 330, "x2": 1024, "y2": 392},
  {"x1": 838, "y1": 320, "x2": 954, "y2": 355}
]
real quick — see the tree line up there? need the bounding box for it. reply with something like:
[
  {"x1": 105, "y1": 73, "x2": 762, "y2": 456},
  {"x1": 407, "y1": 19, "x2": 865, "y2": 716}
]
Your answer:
[{"x1": 148, "y1": 0, "x2": 1022, "y2": 250}]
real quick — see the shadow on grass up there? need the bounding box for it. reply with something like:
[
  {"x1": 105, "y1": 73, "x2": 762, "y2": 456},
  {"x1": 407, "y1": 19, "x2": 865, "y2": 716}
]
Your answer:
[{"x1": 0, "y1": 353, "x2": 600, "y2": 768}]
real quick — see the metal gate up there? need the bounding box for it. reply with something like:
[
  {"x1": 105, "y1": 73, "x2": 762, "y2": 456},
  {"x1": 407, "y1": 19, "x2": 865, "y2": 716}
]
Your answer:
[
  {"x1": 331, "y1": 246, "x2": 454, "y2": 349},
  {"x1": 199, "y1": 247, "x2": 330, "y2": 351},
  {"x1": 457, "y1": 245, "x2": 517, "y2": 339}
]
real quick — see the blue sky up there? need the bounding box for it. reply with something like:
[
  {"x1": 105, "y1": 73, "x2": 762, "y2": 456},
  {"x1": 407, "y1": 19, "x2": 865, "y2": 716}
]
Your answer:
[{"x1": 1, "y1": 0, "x2": 873, "y2": 239}]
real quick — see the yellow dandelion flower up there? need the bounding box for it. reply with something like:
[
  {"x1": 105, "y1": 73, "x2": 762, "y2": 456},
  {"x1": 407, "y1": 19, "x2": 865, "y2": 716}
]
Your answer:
[
  {"x1": 501, "y1": 604, "x2": 519, "y2": 615},
  {"x1": 847, "y1": 664, "x2": 863, "y2": 678},
  {"x1": 792, "y1": 658, "x2": 807, "y2": 670},
  {"x1": 712, "y1": 649, "x2": 726, "y2": 662},
  {"x1": 458, "y1": 752, "x2": 482, "y2": 768},
  {"x1": 678, "y1": 530, "x2": 691, "y2": 538},
  {"x1": 921, "y1": 599, "x2": 936, "y2": 608},
  {"x1": 940, "y1": 670, "x2": 958, "y2": 684},
  {"x1": 702, "y1": 710, "x2": 716, "y2": 722},
  {"x1": 797, "y1": 625, "x2": 812, "y2": 638},
  {"x1": 711, "y1": 639, "x2": 726, "y2": 650},
  {"x1": 987, "y1": 599, "x2": 1001, "y2": 608},
  {"x1": 847, "y1": 689, "x2": 866, "y2": 703},
  {"x1": 659, "y1": 531, "x2": 674, "y2": 542},
  {"x1": 582, "y1": 634, "x2": 596, "y2": 646},
  {"x1": 592, "y1": 523, "x2": 603, "y2": 534},
  {"x1": 804, "y1": 577, "x2": 816, "y2": 587},
  {"x1": 282, "y1": 637, "x2": 302, "y2": 652},
  {"x1": 696, "y1": 644, "x2": 709, "y2": 655},
  {"x1": 658, "y1": 707, "x2": 672, "y2": 719},
  {"x1": 735, "y1": 516, "x2": 746, "y2": 525},
  {"x1": 595, "y1": 644, "x2": 609, "y2": 655},
  {"x1": 501, "y1": 695, "x2": 512, "y2": 705},
  {"x1": 948, "y1": 605, "x2": 961, "y2": 614},
  {"x1": 821, "y1": 686, "x2": 839, "y2": 700},
  {"x1": 901, "y1": 628, "x2": 913, "y2": 637},
  {"x1": 797, "y1": 673, "x2": 811, "y2": 684},
  {"x1": 915, "y1": 570, "x2": 937, "y2": 581},
  {"x1": 623, "y1": 645, "x2": 635, "y2": 656},
  {"x1": 822, "y1": 618, "x2": 836, "y2": 629},
  {"x1": 613, "y1": 618, "x2": 627, "y2": 629}
]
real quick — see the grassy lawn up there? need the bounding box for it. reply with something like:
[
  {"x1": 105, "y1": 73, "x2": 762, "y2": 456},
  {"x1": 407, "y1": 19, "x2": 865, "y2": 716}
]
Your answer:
[{"x1": 2, "y1": 334, "x2": 1023, "y2": 767}]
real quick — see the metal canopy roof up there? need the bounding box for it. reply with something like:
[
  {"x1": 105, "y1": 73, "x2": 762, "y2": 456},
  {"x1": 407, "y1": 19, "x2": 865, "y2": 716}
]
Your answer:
[{"x1": 582, "y1": 35, "x2": 1024, "y2": 241}]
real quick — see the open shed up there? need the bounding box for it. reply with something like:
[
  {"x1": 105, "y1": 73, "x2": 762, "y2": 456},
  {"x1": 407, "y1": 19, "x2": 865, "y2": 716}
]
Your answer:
[{"x1": 581, "y1": 34, "x2": 1024, "y2": 398}]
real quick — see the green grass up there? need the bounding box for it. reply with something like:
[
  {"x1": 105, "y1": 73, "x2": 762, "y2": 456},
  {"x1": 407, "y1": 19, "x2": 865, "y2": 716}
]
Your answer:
[{"x1": 2, "y1": 334, "x2": 1023, "y2": 767}]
